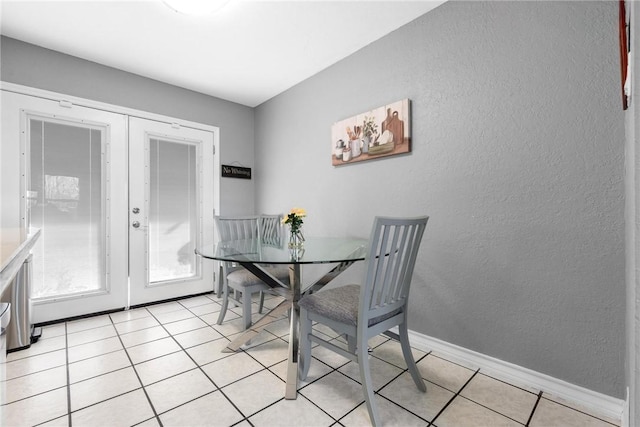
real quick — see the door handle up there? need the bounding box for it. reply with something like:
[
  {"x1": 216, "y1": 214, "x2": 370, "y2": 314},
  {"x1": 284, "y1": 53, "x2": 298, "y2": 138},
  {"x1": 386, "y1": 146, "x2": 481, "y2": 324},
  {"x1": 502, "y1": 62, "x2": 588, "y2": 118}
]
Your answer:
[{"x1": 132, "y1": 221, "x2": 140, "y2": 228}]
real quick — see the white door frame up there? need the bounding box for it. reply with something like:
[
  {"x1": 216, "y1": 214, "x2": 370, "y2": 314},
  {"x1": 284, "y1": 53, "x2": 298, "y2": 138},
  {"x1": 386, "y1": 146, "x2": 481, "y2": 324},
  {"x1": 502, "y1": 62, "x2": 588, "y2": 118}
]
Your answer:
[{"x1": 128, "y1": 117, "x2": 215, "y2": 306}]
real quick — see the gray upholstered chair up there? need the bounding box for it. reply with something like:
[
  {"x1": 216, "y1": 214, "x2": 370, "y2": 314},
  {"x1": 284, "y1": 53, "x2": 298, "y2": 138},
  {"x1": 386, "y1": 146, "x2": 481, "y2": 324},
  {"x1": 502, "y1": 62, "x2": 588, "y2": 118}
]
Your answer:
[
  {"x1": 298, "y1": 215, "x2": 429, "y2": 426},
  {"x1": 215, "y1": 215, "x2": 289, "y2": 330}
]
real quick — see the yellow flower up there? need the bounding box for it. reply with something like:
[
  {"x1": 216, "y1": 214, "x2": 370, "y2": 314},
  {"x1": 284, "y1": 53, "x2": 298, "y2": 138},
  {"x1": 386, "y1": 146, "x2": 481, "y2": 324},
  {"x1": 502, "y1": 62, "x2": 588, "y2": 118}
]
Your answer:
[
  {"x1": 283, "y1": 207, "x2": 306, "y2": 232},
  {"x1": 290, "y1": 207, "x2": 306, "y2": 217}
]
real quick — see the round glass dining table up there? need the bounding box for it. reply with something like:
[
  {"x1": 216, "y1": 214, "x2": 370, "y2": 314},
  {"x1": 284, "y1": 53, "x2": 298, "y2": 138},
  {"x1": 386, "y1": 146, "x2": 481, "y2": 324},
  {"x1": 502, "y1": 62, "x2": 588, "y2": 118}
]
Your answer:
[{"x1": 196, "y1": 236, "x2": 367, "y2": 399}]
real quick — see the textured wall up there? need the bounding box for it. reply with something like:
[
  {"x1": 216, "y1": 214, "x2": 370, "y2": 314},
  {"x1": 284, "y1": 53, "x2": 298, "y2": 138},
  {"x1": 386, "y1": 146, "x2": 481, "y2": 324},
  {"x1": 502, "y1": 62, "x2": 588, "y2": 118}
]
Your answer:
[
  {"x1": 625, "y1": 0, "x2": 639, "y2": 422},
  {"x1": 255, "y1": 1, "x2": 626, "y2": 397},
  {"x1": 0, "y1": 36, "x2": 256, "y2": 215}
]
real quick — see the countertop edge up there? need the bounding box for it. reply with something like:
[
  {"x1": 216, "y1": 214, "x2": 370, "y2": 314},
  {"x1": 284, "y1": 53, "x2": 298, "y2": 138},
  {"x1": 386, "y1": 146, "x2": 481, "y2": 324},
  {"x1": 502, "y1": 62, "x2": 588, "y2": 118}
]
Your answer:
[{"x1": 0, "y1": 228, "x2": 41, "y2": 296}]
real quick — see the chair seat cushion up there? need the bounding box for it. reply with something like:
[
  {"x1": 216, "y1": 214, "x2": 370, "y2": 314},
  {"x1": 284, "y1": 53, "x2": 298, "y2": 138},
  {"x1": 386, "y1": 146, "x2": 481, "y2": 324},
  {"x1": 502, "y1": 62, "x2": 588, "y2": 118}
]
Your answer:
[
  {"x1": 227, "y1": 265, "x2": 290, "y2": 287},
  {"x1": 298, "y1": 284, "x2": 401, "y2": 327},
  {"x1": 299, "y1": 284, "x2": 360, "y2": 325}
]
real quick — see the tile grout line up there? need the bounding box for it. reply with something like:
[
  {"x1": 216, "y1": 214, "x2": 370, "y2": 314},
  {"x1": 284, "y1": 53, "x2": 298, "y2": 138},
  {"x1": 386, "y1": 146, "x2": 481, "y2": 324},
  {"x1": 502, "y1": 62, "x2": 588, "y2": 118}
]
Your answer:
[
  {"x1": 142, "y1": 305, "x2": 225, "y2": 423},
  {"x1": 330, "y1": 365, "x2": 421, "y2": 426},
  {"x1": 115, "y1": 297, "x2": 225, "y2": 355},
  {"x1": 429, "y1": 367, "x2": 480, "y2": 426},
  {"x1": 14, "y1": 328, "x2": 72, "y2": 427},
  {"x1": 526, "y1": 390, "x2": 543, "y2": 426},
  {"x1": 196, "y1": 313, "x2": 287, "y2": 426},
  {"x1": 2, "y1": 360, "x2": 66, "y2": 384},
  {"x1": 65, "y1": 322, "x2": 72, "y2": 427},
  {"x1": 363, "y1": 350, "x2": 433, "y2": 425},
  {"x1": 273, "y1": 354, "x2": 343, "y2": 423},
  {"x1": 147, "y1": 300, "x2": 254, "y2": 425},
  {"x1": 460, "y1": 394, "x2": 529, "y2": 425},
  {"x1": 307, "y1": 338, "x2": 404, "y2": 425},
  {"x1": 191, "y1": 310, "x2": 301, "y2": 424},
  {"x1": 465, "y1": 368, "x2": 600, "y2": 424},
  {"x1": 108, "y1": 308, "x2": 164, "y2": 427},
  {"x1": 445, "y1": 376, "x2": 532, "y2": 426},
  {"x1": 182, "y1": 297, "x2": 338, "y2": 424},
  {"x1": 536, "y1": 392, "x2": 621, "y2": 427}
]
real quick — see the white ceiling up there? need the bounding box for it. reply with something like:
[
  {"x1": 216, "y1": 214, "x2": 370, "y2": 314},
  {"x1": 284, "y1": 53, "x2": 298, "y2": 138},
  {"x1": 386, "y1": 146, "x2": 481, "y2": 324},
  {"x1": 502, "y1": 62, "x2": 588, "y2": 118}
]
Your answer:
[{"x1": 0, "y1": 0, "x2": 444, "y2": 107}]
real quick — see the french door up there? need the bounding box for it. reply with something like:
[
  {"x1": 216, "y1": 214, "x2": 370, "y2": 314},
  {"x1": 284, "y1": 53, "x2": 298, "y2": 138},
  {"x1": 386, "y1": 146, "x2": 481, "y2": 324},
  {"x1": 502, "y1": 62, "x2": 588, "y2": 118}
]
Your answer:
[
  {"x1": 128, "y1": 117, "x2": 214, "y2": 306},
  {"x1": 1, "y1": 91, "x2": 215, "y2": 323}
]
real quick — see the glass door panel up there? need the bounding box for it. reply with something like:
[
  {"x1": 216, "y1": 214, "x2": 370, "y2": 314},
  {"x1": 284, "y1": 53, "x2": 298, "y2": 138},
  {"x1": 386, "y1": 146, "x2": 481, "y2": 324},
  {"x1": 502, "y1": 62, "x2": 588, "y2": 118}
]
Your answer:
[
  {"x1": 149, "y1": 138, "x2": 197, "y2": 283},
  {"x1": 29, "y1": 119, "x2": 106, "y2": 298}
]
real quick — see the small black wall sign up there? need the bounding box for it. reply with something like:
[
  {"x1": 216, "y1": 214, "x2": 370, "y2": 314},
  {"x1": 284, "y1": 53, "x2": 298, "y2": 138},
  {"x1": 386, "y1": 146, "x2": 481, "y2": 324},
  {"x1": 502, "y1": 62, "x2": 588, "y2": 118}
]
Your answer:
[{"x1": 222, "y1": 165, "x2": 252, "y2": 179}]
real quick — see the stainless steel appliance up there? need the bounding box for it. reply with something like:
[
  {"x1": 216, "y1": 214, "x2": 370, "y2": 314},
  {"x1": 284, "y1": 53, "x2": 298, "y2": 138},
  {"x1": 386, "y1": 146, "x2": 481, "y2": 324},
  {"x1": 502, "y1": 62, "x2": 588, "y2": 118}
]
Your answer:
[
  {"x1": 0, "y1": 254, "x2": 38, "y2": 351},
  {"x1": 1, "y1": 302, "x2": 10, "y2": 383}
]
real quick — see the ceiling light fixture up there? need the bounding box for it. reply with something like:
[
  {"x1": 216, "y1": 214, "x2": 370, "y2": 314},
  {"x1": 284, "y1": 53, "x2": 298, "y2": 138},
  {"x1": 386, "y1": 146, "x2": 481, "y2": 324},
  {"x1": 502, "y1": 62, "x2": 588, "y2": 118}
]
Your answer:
[{"x1": 163, "y1": 0, "x2": 233, "y2": 16}]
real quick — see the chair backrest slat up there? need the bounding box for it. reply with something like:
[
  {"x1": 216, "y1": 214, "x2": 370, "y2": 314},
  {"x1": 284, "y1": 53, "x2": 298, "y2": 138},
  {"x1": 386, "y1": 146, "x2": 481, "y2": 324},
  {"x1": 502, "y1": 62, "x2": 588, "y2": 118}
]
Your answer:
[
  {"x1": 384, "y1": 223, "x2": 406, "y2": 305},
  {"x1": 393, "y1": 224, "x2": 416, "y2": 302},
  {"x1": 361, "y1": 216, "x2": 428, "y2": 323},
  {"x1": 259, "y1": 214, "x2": 284, "y2": 247}
]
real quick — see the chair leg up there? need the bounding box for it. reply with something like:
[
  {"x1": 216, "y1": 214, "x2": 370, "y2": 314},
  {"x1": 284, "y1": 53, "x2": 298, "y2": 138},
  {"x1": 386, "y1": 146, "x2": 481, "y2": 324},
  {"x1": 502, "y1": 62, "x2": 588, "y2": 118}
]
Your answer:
[
  {"x1": 242, "y1": 288, "x2": 253, "y2": 330},
  {"x1": 299, "y1": 309, "x2": 312, "y2": 381},
  {"x1": 258, "y1": 291, "x2": 265, "y2": 314},
  {"x1": 399, "y1": 322, "x2": 426, "y2": 392},
  {"x1": 215, "y1": 264, "x2": 223, "y2": 297},
  {"x1": 216, "y1": 281, "x2": 230, "y2": 325},
  {"x1": 357, "y1": 334, "x2": 381, "y2": 427}
]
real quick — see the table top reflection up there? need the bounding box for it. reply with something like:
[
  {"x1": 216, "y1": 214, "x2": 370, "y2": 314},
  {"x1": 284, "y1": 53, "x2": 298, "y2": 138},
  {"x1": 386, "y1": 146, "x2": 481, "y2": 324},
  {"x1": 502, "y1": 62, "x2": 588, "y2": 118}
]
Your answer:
[{"x1": 197, "y1": 236, "x2": 368, "y2": 265}]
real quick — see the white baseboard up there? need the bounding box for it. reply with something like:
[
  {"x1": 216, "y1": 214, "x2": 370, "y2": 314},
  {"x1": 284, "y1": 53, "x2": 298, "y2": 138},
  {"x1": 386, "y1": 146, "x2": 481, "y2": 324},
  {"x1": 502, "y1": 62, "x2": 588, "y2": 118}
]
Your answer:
[{"x1": 407, "y1": 329, "x2": 624, "y2": 423}]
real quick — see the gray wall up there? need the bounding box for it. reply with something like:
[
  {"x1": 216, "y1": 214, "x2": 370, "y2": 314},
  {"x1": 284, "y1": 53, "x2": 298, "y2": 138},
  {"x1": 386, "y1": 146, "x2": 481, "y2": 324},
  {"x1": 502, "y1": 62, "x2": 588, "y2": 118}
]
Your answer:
[
  {"x1": 0, "y1": 36, "x2": 256, "y2": 215},
  {"x1": 255, "y1": 1, "x2": 626, "y2": 398},
  {"x1": 625, "y1": 0, "x2": 639, "y2": 423}
]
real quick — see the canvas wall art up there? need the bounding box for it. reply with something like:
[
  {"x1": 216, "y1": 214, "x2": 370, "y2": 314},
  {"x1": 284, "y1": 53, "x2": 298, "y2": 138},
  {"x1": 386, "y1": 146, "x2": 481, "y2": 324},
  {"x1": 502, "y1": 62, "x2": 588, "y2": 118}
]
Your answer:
[{"x1": 331, "y1": 99, "x2": 411, "y2": 166}]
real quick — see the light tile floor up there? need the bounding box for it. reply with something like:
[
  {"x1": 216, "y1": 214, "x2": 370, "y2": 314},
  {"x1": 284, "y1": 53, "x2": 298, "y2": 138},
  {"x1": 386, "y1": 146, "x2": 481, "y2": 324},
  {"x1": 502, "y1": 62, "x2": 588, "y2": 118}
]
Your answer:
[{"x1": 0, "y1": 293, "x2": 621, "y2": 427}]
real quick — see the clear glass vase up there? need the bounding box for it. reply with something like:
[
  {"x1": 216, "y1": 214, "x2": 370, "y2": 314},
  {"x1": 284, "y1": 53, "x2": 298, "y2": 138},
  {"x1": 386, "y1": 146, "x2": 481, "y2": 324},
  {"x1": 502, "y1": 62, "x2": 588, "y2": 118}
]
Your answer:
[{"x1": 288, "y1": 228, "x2": 304, "y2": 249}]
